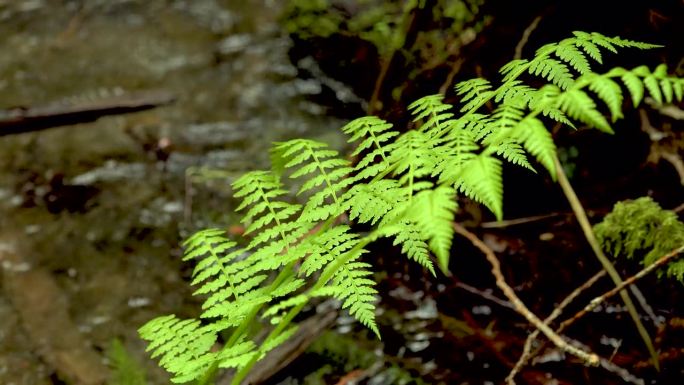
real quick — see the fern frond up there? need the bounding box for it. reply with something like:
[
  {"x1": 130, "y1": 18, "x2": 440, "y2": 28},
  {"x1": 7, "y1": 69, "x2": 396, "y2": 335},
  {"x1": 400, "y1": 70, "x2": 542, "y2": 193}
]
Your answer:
[
  {"x1": 341, "y1": 179, "x2": 406, "y2": 225},
  {"x1": 272, "y1": 139, "x2": 353, "y2": 221},
  {"x1": 300, "y1": 225, "x2": 359, "y2": 276},
  {"x1": 442, "y1": 154, "x2": 504, "y2": 220},
  {"x1": 556, "y1": 38, "x2": 592, "y2": 74},
  {"x1": 456, "y1": 78, "x2": 495, "y2": 112},
  {"x1": 378, "y1": 219, "x2": 434, "y2": 274},
  {"x1": 557, "y1": 88, "x2": 613, "y2": 133},
  {"x1": 583, "y1": 73, "x2": 624, "y2": 121},
  {"x1": 529, "y1": 57, "x2": 574, "y2": 90},
  {"x1": 342, "y1": 116, "x2": 399, "y2": 175},
  {"x1": 432, "y1": 127, "x2": 478, "y2": 181},
  {"x1": 511, "y1": 117, "x2": 557, "y2": 178},
  {"x1": 494, "y1": 80, "x2": 537, "y2": 107},
  {"x1": 315, "y1": 260, "x2": 379, "y2": 337},
  {"x1": 138, "y1": 315, "x2": 225, "y2": 383},
  {"x1": 406, "y1": 186, "x2": 457, "y2": 273},
  {"x1": 408, "y1": 94, "x2": 455, "y2": 135},
  {"x1": 388, "y1": 130, "x2": 437, "y2": 194},
  {"x1": 500, "y1": 59, "x2": 529, "y2": 82}
]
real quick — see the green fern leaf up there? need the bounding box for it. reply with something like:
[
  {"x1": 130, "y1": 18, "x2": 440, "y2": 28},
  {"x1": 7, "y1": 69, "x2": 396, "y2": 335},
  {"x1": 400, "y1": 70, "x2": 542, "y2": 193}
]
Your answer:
[
  {"x1": 456, "y1": 78, "x2": 495, "y2": 112},
  {"x1": 573, "y1": 37, "x2": 603, "y2": 64},
  {"x1": 557, "y1": 88, "x2": 613, "y2": 133},
  {"x1": 342, "y1": 116, "x2": 399, "y2": 169},
  {"x1": 584, "y1": 73, "x2": 624, "y2": 121},
  {"x1": 529, "y1": 57, "x2": 574, "y2": 90},
  {"x1": 620, "y1": 70, "x2": 645, "y2": 106},
  {"x1": 406, "y1": 186, "x2": 457, "y2": 273},
  {"x1": 139, "y1": 315, "x2": 224, "y2": 383},
  {"x1": 643, "y1": 75, "x2": 663, "y2": 104},
  {"x1": 316, "y1": 259, "x2": 379, "y2": 337},
  {"x1": 445, "y1": 154, "x2": 504, "y2": 220},
  {"x1": 556, "y1": 39, "x2": 592, "y2": 74},
  {"x1": 300, "y1": 225, "x2": 359, "y2": 276},
  {"x1": 408, "y1": 94, "x2": 455, "y2": 135},
  {"x1": 389, "y1": 130, "x2": 437, "y2": 194},
  {"x1": 378, "y1": 219, "x2": 434, "y2": 274},
  {"x1": 500, "y1": 59, "x2": 529, "y2": 82},
  {"x1": 341, "y1": 179, "x2": 406, "y2": 225},
  {"x1": 511, "y1": 117, "x2": 557, "y2": 179}
]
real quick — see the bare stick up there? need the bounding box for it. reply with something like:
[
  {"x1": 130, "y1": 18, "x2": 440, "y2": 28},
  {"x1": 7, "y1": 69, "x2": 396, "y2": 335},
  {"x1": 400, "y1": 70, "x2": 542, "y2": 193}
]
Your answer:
[
  {"x1": 452, "y1": 222, "x2": 600, "y2": 367},
  {"x1": 554, "y1": 155, "x2": 659, "y2": 368},
  {"x1": 514, "y1": 16, "x2": 542, "y2": 60},
  {"x1": 558, "y1": 244, "x2": 684, "y2": 333},
  {"x1": 506, "y1": 270, "x2": 606, "y2": 384},
  {"x1": 453, "y1": 279, "x2": 514, "y2": 310}
]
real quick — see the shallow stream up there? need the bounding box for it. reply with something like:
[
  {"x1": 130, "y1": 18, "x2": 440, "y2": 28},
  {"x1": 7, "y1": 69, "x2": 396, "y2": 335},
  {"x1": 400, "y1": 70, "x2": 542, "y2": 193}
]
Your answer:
[{"x1": 0, "y1": 1, "x2": 349, "y2": 383}]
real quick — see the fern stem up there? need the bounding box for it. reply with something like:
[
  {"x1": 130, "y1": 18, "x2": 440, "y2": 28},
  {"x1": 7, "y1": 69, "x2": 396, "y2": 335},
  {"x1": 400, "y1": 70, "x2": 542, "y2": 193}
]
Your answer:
[
  {"x1": 554, "y1": 155, "x2": 660, "y2": 370},
  {"x1": 308, "y1": 143, "x2": 340, "y2": 206},
  {"x1": 230, "y1": 231, "x2": 378, "y2": 385}
]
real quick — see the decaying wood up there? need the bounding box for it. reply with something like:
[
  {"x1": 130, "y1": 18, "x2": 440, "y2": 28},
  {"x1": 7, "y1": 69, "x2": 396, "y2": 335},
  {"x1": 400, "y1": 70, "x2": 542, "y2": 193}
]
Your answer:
[
  {"x1": 0, "y1": 236, "x2": 108, "y2": 385},
  {"x1": 0, "y1": 90, "x2": 175, "y2": 136}
]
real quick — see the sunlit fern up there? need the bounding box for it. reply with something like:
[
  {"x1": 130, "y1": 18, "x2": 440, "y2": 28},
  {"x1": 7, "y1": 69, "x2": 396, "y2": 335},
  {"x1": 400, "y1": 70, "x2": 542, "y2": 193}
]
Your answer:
[{"x1": 139, "y1": 31, "x2": 683, "y2": 384}]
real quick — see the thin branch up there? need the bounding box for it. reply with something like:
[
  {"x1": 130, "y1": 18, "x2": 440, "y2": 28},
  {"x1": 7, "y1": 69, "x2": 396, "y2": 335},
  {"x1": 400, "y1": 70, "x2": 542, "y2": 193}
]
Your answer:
[
  {"x1": 554, "y1": 155, "x2": 660, "y2": 369},
  {"x1": 506, "y1": 270, "x2": 606, "y2": 384},
  {"x1": 452, "y1": 279, "x2": 515, "y2": 310},
  {"x1": 452, "y1": 222, "x2": 600, "y2": 367},
  {"x1": 439, "y1": 58, "x2": 464, "y2": 95},
  {"x1": 480, "y1": 212, "x2": 564, "y2": 228},
  {"x1": 571, "y1": 339, "x2": 646, "y2": 385},
  {"x1": 514, "y1": 16, "x2": 542, "y2": 60},
  {"x1": 558, "y1": 245, "x2": 684, "y2": 333}
]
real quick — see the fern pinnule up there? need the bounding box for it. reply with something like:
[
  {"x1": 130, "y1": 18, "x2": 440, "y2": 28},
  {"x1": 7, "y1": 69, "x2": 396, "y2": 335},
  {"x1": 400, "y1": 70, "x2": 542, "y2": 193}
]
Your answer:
[
  {"x1": 405, "y1": 186, "x2": 457, "y2": 272},
  {"x1": 341, "y1": 116, "x2": 400, "y2": 181},
  {"x1": 456, "y1": 77, "x2": 495, "y2": 112},
  {"x1": 584, "y1": 73, "x2": 624, "y2": 121},
  {"x1": 557, "y1": 88, "x2": 613, "y2": 133},
  {"x1": 341, "y1": 179, "x2": 406, "y2": 225},
  {"x1": 314, "y1": 259, "x2": 379, "y2": 337},
  {"x1": 444, "y1": 154, "x2": 504, "y2": 220},
  {"x1": 272, "y1": 139, "x2": 354, "y2": 221},
  {"x1": 379, "y1": 219, "x2": 433, "y2": 274},
  {"x1": 138, "y1": 315, "x2": 223, "y2": 383},
  {"x1": 299, "y1": 225, "x2": 359, "y2": 276},
  {"x1": 408, "y1": 94, "x2": 456, "y2": 136},
  {"x1": 555, "y1": 38, "x2": 592, "y2": 75},
  {"x1": 388, "y1": 130, "x2": 438, "y2": 196},
  {"x1": 510, "y1": 116, "x2": 557, "y2": 178}
]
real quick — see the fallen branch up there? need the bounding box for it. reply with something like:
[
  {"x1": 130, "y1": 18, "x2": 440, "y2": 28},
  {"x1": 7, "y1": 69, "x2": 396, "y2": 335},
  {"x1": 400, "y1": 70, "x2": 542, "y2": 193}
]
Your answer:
[
  {"x1": 557, "y1": 244, "x2": 684, "y2": 334},
  {"x1": 554, "y1": 155, "x2": 659, "y2": 368},
  {"x1": 0, "y1": 90, "x2": 175, "y2": 136},
  {"x1": 506, "y1": 270, "x2": 606, "y2": 384},
  {"x1": 452, "y1": 222, "x2": 600, "y2": 367}
]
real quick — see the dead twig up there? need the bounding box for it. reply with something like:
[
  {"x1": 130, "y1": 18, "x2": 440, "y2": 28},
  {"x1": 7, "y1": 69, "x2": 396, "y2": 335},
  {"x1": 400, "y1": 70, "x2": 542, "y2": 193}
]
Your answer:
[
  {"x1": 554, "y1": 155, "x2": 659, "y2": 368},
  {"x1": 506, "y1": 270, "x2": 605, "y2": 384},
  {"x1": 452, "y1": 222, "x2": 600, "y2": 368},
  {"x1": 453, "y1": 279, "x2": 514, "y2": 310},
  {"x1": 557, "y1": 245, "x2": 684, "y2": 334},
  {"x1": 514, "y1": 15, "x2": 542, "y2": 60},
  {"x1": 479, "y1": 212, "x2": 564, "y2": 229}
]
